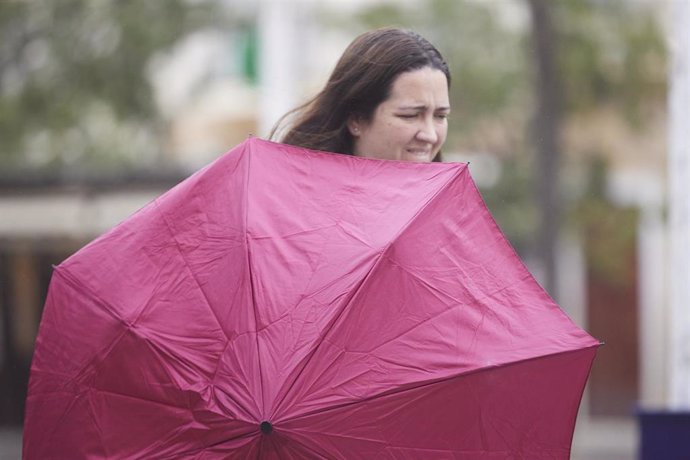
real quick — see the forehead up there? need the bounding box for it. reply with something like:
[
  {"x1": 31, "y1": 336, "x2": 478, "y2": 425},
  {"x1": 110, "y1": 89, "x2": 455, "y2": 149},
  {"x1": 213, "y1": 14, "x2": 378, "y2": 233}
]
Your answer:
[{"x1": 386, "y1": 67, "x2": 449, "y2": 105}]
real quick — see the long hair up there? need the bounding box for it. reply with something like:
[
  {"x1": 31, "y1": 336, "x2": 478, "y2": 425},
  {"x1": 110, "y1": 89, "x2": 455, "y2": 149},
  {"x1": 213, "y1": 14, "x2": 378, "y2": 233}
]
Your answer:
[{"x1": 271, "y1": 28, "x2": 451, "y2": 156}]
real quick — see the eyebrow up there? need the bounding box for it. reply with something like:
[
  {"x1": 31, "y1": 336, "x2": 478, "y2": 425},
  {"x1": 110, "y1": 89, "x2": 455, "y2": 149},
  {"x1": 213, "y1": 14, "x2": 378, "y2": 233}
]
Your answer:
[{"x1": 397, "y1": 105, "x2": 451, "y2": 111}]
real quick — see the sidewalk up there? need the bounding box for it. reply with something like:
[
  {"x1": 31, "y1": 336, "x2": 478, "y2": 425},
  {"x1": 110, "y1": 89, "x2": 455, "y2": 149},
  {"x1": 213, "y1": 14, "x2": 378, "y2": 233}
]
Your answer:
[
  {"x1": 571, "y1": 416, "x2": 637, "y2": 460},
  {"x1": 0, "y1": 429, "x2": 21, "y2": 460}
]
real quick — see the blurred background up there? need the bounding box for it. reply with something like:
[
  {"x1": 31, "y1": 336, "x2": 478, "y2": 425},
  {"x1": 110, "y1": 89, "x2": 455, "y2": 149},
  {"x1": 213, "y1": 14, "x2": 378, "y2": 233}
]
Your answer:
[{"x1": 0, "y1": 0, "x2": 682, "y2": 458}]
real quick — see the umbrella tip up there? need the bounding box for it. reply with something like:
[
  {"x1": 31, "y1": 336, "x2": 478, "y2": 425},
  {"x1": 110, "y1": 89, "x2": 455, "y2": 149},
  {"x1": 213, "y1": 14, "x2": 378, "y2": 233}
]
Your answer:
[{"x1": 260, "y1": 421, "x2": 273, "y2": 435}]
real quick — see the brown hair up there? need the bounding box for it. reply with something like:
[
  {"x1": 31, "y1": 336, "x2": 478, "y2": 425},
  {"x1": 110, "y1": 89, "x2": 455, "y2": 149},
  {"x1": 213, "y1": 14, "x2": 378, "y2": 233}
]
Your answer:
[{"x1": 271, "y1": 28, "x2": 450, "y2": 156}]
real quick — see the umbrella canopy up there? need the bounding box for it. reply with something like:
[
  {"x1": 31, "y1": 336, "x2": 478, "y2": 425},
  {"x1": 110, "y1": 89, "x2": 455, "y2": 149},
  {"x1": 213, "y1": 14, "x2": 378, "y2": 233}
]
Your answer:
[{"x1": 25, "y1": 137, "x2": 599, "y2": 459}]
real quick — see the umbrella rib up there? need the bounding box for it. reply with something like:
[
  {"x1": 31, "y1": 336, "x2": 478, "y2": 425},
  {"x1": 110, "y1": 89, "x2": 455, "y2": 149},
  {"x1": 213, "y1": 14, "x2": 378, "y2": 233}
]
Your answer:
[
  {"x1": 86, "y1": 401, "x2": 111, "y2": 459},
  {"x1": 52, "y1": 267, "x2": 146, "y2": 385},
  {"x1": 280, "y1": 344, "x2": 600, "y2": 424},
  {"x1": 155, "y1": 201, "x2": 231, "y2": 343},
  {"x1": 89, "y1": 385, "x2": 193, "y2": 412},
  {"x1": 281, "y1": 425, "x2": 391, "y2": 448},
  {"x1": 27, "y1": 387, "x2": 88, "y2": 454},
  {"x1": 84, "y1": 386, "x2": 260, "y2": 453},
  {"x1": 54, "y1": 252, "x2": 233, "y2": 401},
  {"x1": 39, "y1": 271, "x2": 203, "y2": 422},
  {"x1": 362, "y1": 261, "x2": 534, "y2": 356},
  {"x1": 270, "y1": 164, "x2": 467, "y2": 419},
  {"x1": 272, "y1": 431, "x2": 339, "y2": 460},
  {"x1": 282, "y1": 424, "x2": 511, "y2": 459},
  {"x1": 156, "y1": 430, "x2": 259, "y2": 460},
  {"x1": 382, "y1": 241, "x2": 536, "y2": 315},
  {"x1": 268, "y1": 253, "x2": 382, "y2": 418},
  {"x1": 54, "y1": 266, "x2": 129, "y2": 325},
  {"x1": 245, "y1": 142, "x2": 266, "y2": 418}
]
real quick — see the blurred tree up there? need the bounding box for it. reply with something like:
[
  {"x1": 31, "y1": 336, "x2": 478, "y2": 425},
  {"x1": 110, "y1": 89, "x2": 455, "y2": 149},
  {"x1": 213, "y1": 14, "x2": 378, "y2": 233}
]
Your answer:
[
  {"x1": 556, "y1": 0, "x2": 666, "y2": 125},
  {"x1": 527, "y1": 0, "x2": 562, "y2": 296},
  {"x1": 532, "y1": 0, "x2": 666, "y2": 294},
  {"x1": 0, "y1": 0, "x2": 217, "y2": 172}
]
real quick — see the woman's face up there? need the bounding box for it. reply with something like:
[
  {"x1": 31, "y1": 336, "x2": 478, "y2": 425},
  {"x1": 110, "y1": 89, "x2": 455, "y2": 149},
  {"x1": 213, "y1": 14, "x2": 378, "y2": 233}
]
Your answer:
[{"x1": 349, "y1": 66, "x2": 450, "y2": 162}]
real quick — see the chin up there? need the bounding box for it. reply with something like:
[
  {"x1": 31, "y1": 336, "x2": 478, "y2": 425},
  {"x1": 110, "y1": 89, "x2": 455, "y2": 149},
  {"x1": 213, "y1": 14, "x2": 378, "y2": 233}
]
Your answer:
[{"x1": 403, "y1": 153, "x2": 433, "y2": 162}]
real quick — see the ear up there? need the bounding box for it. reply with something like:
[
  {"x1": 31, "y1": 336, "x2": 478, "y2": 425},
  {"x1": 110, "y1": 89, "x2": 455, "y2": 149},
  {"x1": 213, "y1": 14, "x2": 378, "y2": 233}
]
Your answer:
[{"x1": 347, "y1": 116, "x2": 363, "y2": 137}]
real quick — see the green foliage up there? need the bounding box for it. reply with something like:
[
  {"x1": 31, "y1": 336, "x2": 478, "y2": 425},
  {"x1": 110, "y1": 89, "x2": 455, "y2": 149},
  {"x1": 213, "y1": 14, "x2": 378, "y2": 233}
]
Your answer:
[
  {"x1": 0, "y1": 0, "x2": 217, "y2": 171},
  {"x1": 555, "y1": 0, "x2": 667, "y2": 125},
  {"x1": 487, "y1": 0, "x2": 663, "y2": 255},
  {"x1": 240, "y1": 25, "x2": 259, "y2": 85},
  {"x1": 479, "y1": 156, "x2": 538, "y2": 255},
  {"x1": 572, "y1": 158, "x2": 639, "y2": 286}
]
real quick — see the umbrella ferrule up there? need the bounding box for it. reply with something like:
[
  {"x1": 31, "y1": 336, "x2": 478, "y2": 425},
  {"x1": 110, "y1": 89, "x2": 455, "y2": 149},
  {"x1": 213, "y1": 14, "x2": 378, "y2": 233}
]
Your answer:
[{"x1": 260, "y1": 421, "x2": 273, "y2": 435}]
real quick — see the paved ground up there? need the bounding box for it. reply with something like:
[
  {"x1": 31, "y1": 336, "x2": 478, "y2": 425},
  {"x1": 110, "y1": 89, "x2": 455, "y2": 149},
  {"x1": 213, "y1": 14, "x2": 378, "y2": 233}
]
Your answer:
[
  {"x1": 571, "y1": 416, "x2": 637, "y2": 460},
  {"x1": 0, "y1": 429, "x2": 21, "y2": 460}
]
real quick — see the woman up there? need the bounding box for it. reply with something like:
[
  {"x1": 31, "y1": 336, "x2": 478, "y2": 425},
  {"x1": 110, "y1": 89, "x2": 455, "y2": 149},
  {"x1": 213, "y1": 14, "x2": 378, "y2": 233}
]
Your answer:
[{"x1": 271, "y1": 28, "x2": 451, "y2": 163}]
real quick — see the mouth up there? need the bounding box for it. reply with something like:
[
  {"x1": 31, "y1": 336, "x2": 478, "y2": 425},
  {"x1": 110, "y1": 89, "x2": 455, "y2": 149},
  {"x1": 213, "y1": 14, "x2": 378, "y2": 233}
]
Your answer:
[{"x1": 405, "y1": 149, "x2": 433, "y2": 160}]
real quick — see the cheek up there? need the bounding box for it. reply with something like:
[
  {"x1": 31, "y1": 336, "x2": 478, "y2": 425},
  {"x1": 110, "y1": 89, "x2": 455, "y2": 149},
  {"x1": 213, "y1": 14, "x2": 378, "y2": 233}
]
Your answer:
[
  {"x1": 375, "y1": 121, "x2": 407, "y2": 147},
  {"x1": 437, "y1": 124, "x2": 448, "y2": 142},
  {"x1": 386, "y1": 121, "x2": 417, "y2": 143}
]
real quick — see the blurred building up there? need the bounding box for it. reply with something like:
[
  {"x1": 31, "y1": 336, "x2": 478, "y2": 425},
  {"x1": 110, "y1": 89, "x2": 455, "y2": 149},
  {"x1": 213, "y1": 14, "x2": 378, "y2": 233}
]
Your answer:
[
  {"x1": 0, "y1": 1, "x2": 679, "y2": 459},
  {"x1": 0, "y1": 171, "x2": 187, "y2": 425}
]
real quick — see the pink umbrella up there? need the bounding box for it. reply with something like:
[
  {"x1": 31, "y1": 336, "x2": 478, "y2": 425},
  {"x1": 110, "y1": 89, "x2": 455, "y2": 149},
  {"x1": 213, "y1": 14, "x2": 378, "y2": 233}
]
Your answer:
[{"x1": 24, "y1": 137, "x2": 599, "y2": 459}]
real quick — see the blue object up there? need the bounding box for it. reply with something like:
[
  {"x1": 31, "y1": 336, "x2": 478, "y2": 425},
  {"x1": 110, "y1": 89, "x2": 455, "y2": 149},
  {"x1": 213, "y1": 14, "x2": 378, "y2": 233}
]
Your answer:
[{"x1": 638, "y1": 410, "x2": 690, "y2": 459}]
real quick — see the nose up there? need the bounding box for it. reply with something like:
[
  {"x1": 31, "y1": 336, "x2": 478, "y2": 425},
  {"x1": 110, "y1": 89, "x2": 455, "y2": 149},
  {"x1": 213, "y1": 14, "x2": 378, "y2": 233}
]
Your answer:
[{"x1": 416, "y1": 118, "x2": 438, "y2": 144}]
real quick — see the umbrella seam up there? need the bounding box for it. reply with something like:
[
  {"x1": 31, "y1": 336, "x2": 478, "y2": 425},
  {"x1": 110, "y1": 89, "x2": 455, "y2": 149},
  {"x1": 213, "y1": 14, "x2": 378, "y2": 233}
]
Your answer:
[
  {"x1": 85, "y1": 387, "x2": 259, "y2": 457},
  {"x1": 82, "y1": 366, "x2": 203, "y2": 412},
  {"x1": 158, "y1": 430, "x2": 259, "y2": 459},
  {"x1": 272, "y1": 430, "x2": 339, "y2": 459}
]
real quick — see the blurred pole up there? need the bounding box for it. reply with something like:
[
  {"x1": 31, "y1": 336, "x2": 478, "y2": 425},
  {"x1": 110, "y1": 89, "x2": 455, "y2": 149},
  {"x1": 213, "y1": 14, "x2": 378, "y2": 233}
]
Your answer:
[
  {"x1": 527, "y1": 0, "x2": 562, "y2": 299},
  {"x1": 257, "y1": 0, "x2": 302, "y2": 138},
  {"x1": 639, "y1": 202, "x2": 667, "y2": 408},
  {"x1": 668, "y1": 0, "x2": 690, "y2": 410}
]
